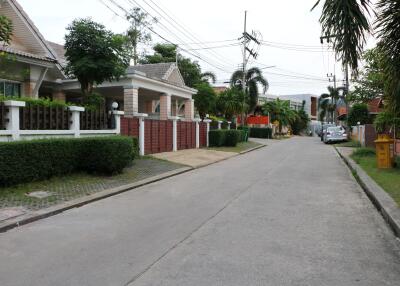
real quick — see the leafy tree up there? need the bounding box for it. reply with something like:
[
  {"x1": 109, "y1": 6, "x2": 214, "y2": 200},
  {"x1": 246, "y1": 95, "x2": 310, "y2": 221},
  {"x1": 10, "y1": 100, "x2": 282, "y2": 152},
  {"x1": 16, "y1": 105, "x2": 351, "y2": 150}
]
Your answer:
[
  {"x1": 141, "y1": 43, "x2": 214, "y2": 87},
  {"x1": 263, "y1": 99, "x2": 297, "y2": 134},
  {"x1": 193, "y1": 82, "x2": 216, "y2": 119},
  {"x1": 347, "y1": 103, "x2": 371, "y2": 126},
  {"x1": 312, "y1": 0, "x2": 372, "y2": 75},
  {"x1": 230, "y1": 67, "x2": 268, "y2": 113},
  {"x1": 347, "y1": 48, "x2": 385, "y2": 103},
  {"x1": 126, "y1": 7, "x2": 157, "y2": 65},
  {"x1": 201, "y1": 72, "x2": 216, "y2": 84},
  {"x1": 290, "y1": 101, "x2": 310, "y2": 135},
  {"x1": 0, "y1": 15, "x2": 13, "y2": 44},
  {"x1": 64, "y1": 18, "x2": 131, "y2": 97},
  {"x1": 216, "y1": 87, "x2": 248, "y2": 121}
]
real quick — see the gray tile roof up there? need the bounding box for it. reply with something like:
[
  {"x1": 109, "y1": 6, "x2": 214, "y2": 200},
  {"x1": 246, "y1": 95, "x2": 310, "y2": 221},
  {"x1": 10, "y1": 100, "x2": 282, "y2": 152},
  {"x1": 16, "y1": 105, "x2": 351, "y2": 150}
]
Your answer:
[
  {"x1": 0, "y1": 45, "x2": 56, "y2": 62},
  {"x1": 127, "y1": 62, "x2": 175, "y2": 80},
  {"x1": 46, "y1": 41, "x2": 67, "y2": 64}
]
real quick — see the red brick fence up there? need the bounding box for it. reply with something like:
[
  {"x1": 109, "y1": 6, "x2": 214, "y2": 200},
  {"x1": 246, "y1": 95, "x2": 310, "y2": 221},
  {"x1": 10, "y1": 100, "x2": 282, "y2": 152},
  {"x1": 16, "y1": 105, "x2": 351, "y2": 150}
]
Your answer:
[{"x1": 121, "y1": 117, "x2": 210, "y2": 155}]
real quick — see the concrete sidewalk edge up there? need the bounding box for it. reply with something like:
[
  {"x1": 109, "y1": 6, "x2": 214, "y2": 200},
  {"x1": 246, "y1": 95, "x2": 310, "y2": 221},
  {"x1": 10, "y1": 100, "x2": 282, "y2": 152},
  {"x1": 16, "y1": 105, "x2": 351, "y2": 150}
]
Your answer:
[
  {"x1": 0, "y1": 167, "x2": 192, "y2": 233},
  {"x1": 336, "y1": 147, "x2": 400, "y2": 238}
]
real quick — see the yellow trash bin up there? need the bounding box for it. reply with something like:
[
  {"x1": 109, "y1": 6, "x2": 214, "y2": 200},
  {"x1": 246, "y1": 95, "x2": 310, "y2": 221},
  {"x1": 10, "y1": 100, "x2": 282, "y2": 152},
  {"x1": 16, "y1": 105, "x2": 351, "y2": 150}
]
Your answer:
[{"x1": 374, "y1": 134, "x2": 395, "y2": 169}]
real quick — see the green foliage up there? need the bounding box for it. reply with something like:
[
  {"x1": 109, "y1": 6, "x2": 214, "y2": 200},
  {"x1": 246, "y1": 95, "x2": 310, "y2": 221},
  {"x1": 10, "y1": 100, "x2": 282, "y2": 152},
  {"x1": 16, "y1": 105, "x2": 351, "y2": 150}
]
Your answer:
[
  {"x1": 209, "y1": 130, "x2": 243, "y2": 147},
  {"x1": 0, "y1": 136, "x2": 133, "y2": 187},
  {"x1": 193, "y1": 82, "x2": 216, "y2": 119},
  {"x1": 373, "y1": 111, "x2": 400, "y2": 134},
  {"x1": 64, "y1": 18, "x2": 130, "y2": 96},
  {"x1": 126, "y1": 7, "x2": 156, "y2": 65},
  {"x1": 131, "y1": 137, "x2": 139, "y2": 159},
  {"x1": 263, "y1": 99, "x2": 297, "y2": 133},
  {"x1": 312, "y1": 0, "x2": 372, "y2": 74},
  {"x1": 82, "y1": 92, "x2": 106, "y2": 110},
  {"x1": 0, "y1": 96, "x2": 72, "y2": 108},
  {"x1": 230, "y1": 67, "x2": 268, "y2": 113},
  {"x1": 217, "y1": 87, "x2": 248, "y2": 120},
  {"x1": 209, "y1": 130, "x2": 226, "y2": 147},
  {"x1": 319, "y1": 86, "x2": 346, "y2": 123},
  {"x1": 347, "y1": 103, "x2": 371, "y2": 126},
  {"x1": 249, "y1": 127, "x2": 273, "y2": 139},
  {"x1": 348, "y1": 48, "x2": 386, "y2": 104},
  {"x1": 141, "y1": 43, "x2": 214, "y2": 88},
  {"x1": 290, "y1": 101, "x2": 310, "y2": 135},
  {"x1": 352, "y1": 147, "x2": 376, "y2": 157},
  {"x1": 0, "y1": 15, "x2": 13, "y2": 44}
]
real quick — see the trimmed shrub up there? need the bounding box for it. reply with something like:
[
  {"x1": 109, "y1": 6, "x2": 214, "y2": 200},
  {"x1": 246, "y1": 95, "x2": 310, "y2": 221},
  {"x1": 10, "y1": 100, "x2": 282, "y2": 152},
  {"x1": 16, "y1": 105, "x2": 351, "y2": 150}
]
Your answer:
[
  {"x1": 209, "y1": 130, "x2": 226, "y2": 147},
  {"x1": 249, "y1": 127, "x2": 272, "y2": 139},
  {"x1": 0, "y1": 136, "x2": 133, "y2": 187},
  {"x1": 131, "y1": 137, "x2": 139, "y2": 159},
  {"x1": 225, "y1": 130, "x2": 241, "y2": 146}
]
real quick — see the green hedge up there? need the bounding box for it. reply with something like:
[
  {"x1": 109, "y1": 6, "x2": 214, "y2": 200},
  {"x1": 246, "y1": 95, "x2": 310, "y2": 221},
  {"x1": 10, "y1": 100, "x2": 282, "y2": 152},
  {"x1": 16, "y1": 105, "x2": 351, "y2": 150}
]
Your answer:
[
  {"x1": 209, "y1": 130, "x2": 244, "y2": 147},
  {"x1": 131, "y1": 137, "x2": 139, "y2": 159},
  {"x1": 249, "y1": 127, "x2": 273, "y2": 139},
  {"x1": 0, "y1": 136, "x2": 133, "y2": 187}
]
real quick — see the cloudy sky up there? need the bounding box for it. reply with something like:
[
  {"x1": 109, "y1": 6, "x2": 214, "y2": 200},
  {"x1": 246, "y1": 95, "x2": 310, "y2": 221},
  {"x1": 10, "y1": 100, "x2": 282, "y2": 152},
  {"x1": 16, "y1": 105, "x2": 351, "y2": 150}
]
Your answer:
[{"x1": 18, "y1": 0, "x2": 375, "y2": 95}]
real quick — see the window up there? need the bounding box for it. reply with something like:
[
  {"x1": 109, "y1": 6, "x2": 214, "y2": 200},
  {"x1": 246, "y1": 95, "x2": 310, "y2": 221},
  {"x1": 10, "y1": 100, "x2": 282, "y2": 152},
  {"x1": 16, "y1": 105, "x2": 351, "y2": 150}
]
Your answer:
[{"x1": 0, "y1": 80, "x2": 21, "y2": 97}]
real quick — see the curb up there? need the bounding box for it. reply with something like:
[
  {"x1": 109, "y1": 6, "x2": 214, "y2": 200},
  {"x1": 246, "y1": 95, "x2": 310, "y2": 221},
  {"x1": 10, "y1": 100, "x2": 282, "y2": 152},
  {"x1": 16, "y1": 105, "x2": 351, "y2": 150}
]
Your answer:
[
  {"x1": 0, "y1": 167, "x2": 192, "y2": 233},
  {"x1": 336, "y1": 147, "x2": 400, "y2": 238},
  {"x1": 0, "y1": 143, "x2": 266, "y2": 233}
]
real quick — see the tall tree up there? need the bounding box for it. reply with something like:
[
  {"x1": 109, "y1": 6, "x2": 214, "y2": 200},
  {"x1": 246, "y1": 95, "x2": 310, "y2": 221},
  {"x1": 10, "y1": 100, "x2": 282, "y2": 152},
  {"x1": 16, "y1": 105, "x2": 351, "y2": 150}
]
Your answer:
[
  {"x1": 263, "y1": 99, "x2": 297, "y2": 134},
  {"x1": 230, "y1": 67, "x2": 268, "y2": 114},
  {"x1": 126, "y1": 7, "x2": 156, "y2": 65},
  {"x1": 64, "y1": 18, "x2": 131, "y2": 96},
  {"x1": 0, "y1": 15, "x2": 13, "y2": 45},
  {"x1": 319, "y1": 86, "x2": 346, "y2": 123},
  {"x1": 141, "y1": 43, "x2": 215, "y2": 88},
  {"x1": 375, "y1": 0, "x2": 400, "y2": 119},
  {"x1": 217, "y1": 87, "x2": 248, "y2": 121},
  {"x1": 193, "y1": 82, "x2": 216, "y2": 119}
]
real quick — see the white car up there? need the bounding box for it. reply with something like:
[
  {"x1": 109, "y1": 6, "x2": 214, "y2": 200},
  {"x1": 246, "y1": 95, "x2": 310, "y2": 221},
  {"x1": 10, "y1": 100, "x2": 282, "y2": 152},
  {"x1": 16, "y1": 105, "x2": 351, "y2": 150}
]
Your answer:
[{"x1": 324, "y1": 126, "x2": 348, "y2": 143}]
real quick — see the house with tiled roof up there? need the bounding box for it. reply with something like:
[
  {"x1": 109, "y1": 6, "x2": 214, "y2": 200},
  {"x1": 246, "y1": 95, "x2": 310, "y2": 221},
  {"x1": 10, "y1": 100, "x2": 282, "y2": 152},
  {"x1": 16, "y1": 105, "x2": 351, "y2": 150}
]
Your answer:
[{"x1": 0, "y1": 0, "x2": 197, "y2": 120}]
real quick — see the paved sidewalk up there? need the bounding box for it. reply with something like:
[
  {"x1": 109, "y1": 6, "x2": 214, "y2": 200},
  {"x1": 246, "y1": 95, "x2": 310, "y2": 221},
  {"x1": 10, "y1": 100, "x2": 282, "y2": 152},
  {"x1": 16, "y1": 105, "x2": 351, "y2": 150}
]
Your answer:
[{"x1": 152, "y1": 148, "x2": 236, "y2": 168}]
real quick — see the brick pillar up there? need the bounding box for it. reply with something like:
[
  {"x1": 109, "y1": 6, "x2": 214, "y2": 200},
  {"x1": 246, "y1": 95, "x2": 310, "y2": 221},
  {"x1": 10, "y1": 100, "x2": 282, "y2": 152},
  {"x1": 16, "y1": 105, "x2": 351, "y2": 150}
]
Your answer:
[
  {"x1": 184, "y1": 98, "x2": 194, "y2": 121},
  {"x1": 160, "y1": 93, "x2": 171, "y2": 120},
  {"x1": 52, "y1": 89, "x2": 66, "y2": 102},
  {"x1": 124, "y1": 85, "x2": 139, "y2": 117}
]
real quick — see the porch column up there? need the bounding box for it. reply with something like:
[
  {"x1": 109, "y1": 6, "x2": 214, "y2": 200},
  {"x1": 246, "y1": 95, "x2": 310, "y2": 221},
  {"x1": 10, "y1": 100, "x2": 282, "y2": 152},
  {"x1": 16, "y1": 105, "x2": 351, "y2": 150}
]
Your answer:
[
  {"x1": 184, "y1": 98, "x2": 194, "y2": 121},
  {"x1": 204, "y1": 119, "x2": 212, "y2": 147},
  {"x1": 195, "y1": 118, "x2": 201, "y2": 148},
  {"x1": 52, "y1": 88, "x2": 66, "y2": 103},
  {"x1": 160, "y1": 93, "x2": 171, "y2": 120},
  {"x1": 169, "y1": 116, "x2": 180, "y2": 152},
  {"x1": 135, "y1": 113, "x2": 148, "y2": 156},
  {"x1": 124, "y1": 85, "x2": 139, "y2": 117}
]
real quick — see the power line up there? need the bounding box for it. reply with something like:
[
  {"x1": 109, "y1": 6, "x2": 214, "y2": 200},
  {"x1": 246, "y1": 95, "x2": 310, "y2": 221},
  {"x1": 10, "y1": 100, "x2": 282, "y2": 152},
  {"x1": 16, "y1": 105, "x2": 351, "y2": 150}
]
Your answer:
[{"x1": 186, "y1": 43, "x2": 242, "y2": 51}]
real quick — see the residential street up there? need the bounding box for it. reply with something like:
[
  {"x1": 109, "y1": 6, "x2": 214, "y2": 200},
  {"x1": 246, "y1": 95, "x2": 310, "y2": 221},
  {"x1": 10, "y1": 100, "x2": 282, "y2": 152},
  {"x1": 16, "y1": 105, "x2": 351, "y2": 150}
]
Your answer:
[{"x1": 1, "y1": 137, "x2": 400, "y2": 286}]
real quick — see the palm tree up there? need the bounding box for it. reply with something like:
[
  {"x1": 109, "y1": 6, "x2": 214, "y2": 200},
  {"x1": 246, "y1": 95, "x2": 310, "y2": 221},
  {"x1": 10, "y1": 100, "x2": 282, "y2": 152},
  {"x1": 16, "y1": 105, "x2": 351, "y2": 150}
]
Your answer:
[
  {"x1": 312, "y1": 0, "x2": 372, "y2": 74},
  {"x1": 230, "y1": 67, "x2": 269, "y2": 114},
  {"x1": 201, "y1": 72, "x2": 216, "y2": 84},
  {"x1": 217, "y1": 88, "x2": 248, "y2": 121},
  {"x1": 263, "y1": 99, "x2": 297, "y2": 134},
  {"x1": 319, "y1": 86, "x2": 346, "y2": 123}
]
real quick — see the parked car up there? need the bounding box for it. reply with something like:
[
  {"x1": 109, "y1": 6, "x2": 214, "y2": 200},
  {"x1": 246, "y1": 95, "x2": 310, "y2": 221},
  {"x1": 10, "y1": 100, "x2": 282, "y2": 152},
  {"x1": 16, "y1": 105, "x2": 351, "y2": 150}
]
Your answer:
[
  {"x1": 323, "y1": 126, "x2": 348, "y2": 144},
  {"x1": 320, "y1": 123, "x2": 335, "y2": 141}
]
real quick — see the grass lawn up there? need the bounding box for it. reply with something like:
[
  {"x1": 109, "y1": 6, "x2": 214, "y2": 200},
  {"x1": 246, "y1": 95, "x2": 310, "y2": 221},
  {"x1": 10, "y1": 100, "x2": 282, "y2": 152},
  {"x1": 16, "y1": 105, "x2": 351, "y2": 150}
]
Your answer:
[
  {"x1": 208, "y1": 141, "x2": 263, "y2": 153},
  {"x1": 351, "y1": 149, "x2": 400, "y2": 206}
]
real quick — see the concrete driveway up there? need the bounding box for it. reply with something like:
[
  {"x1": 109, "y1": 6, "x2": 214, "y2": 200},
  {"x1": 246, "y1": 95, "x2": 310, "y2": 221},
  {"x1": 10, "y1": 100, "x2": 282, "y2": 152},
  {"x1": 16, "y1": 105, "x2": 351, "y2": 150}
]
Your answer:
[{"x1": 0, "y1": 137, "x2": 399, "y2": 286}]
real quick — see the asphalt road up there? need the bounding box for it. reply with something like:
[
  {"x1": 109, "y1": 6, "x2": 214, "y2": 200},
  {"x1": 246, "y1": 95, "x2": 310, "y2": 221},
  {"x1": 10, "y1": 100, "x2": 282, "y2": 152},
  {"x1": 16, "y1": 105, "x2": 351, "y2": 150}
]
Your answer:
[{"x1": 1, "y1": 137, "x2": 400, "y2": 286}]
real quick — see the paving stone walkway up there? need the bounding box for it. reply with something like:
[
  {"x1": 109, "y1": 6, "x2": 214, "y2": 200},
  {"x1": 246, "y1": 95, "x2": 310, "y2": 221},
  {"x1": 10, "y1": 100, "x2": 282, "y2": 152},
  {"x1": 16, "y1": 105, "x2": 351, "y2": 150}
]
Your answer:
[{"x1": 0, "y1": 158, "x2": 183, "y2": 212}]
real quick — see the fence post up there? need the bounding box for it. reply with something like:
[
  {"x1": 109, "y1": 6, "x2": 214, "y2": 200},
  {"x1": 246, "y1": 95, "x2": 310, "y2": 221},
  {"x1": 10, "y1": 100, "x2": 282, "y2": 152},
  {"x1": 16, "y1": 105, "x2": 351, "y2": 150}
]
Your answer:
[
  {"x1": 134, "y1": 113, "x2": 148, "y2": 156},
  {"x1": 69, "y1": 106, "x2": 85, "y2": 138},
  {"x1": 218, "y1": 121, "x2": 223, "y2": 130},
  {"x1": 227, "y1": 121, "x2": 232, "y2": 130},
  {"x1": 4, "y1": 100, "x2": 25, "y2": 140},
  {"x1": 194, "y1": 118, "x2": 201, "y2": 149},
  {"x1": 169, "y1": 116, "x2": 180, "y2": 152},
  {"x1": 204, "y1": 119, "x2": 212, "y2": 147},
  {"x1": 110, "y1": 110, "x2": 125, "y2": 134}
]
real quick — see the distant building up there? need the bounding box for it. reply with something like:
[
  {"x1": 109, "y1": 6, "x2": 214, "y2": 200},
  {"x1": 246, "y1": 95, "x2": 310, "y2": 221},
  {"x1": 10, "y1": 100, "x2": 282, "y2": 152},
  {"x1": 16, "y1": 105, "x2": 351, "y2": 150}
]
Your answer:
[
  {"x1": 278, "y1": 94, "x2": 319, "y2": 121},
  {"x1": 213, "y1": 86, "x2": 228, "y2": 94}
]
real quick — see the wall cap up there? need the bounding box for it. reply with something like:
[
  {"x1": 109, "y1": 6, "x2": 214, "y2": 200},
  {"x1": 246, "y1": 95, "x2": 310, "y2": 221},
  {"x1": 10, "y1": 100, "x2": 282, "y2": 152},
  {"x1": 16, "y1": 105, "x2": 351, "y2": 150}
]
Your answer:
[
  {"x1": 133, "y1": 112, "x2": 149, "y2": 118},
  {"x1": 69, "y1": 106, "x2": 85, "y2": 112},
  {"x1": 3, "y1": 100, "x2": 26, "y2": 107},
  {"x1": 168, "y1": 116, "x2": 181, "y2": 121}
]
